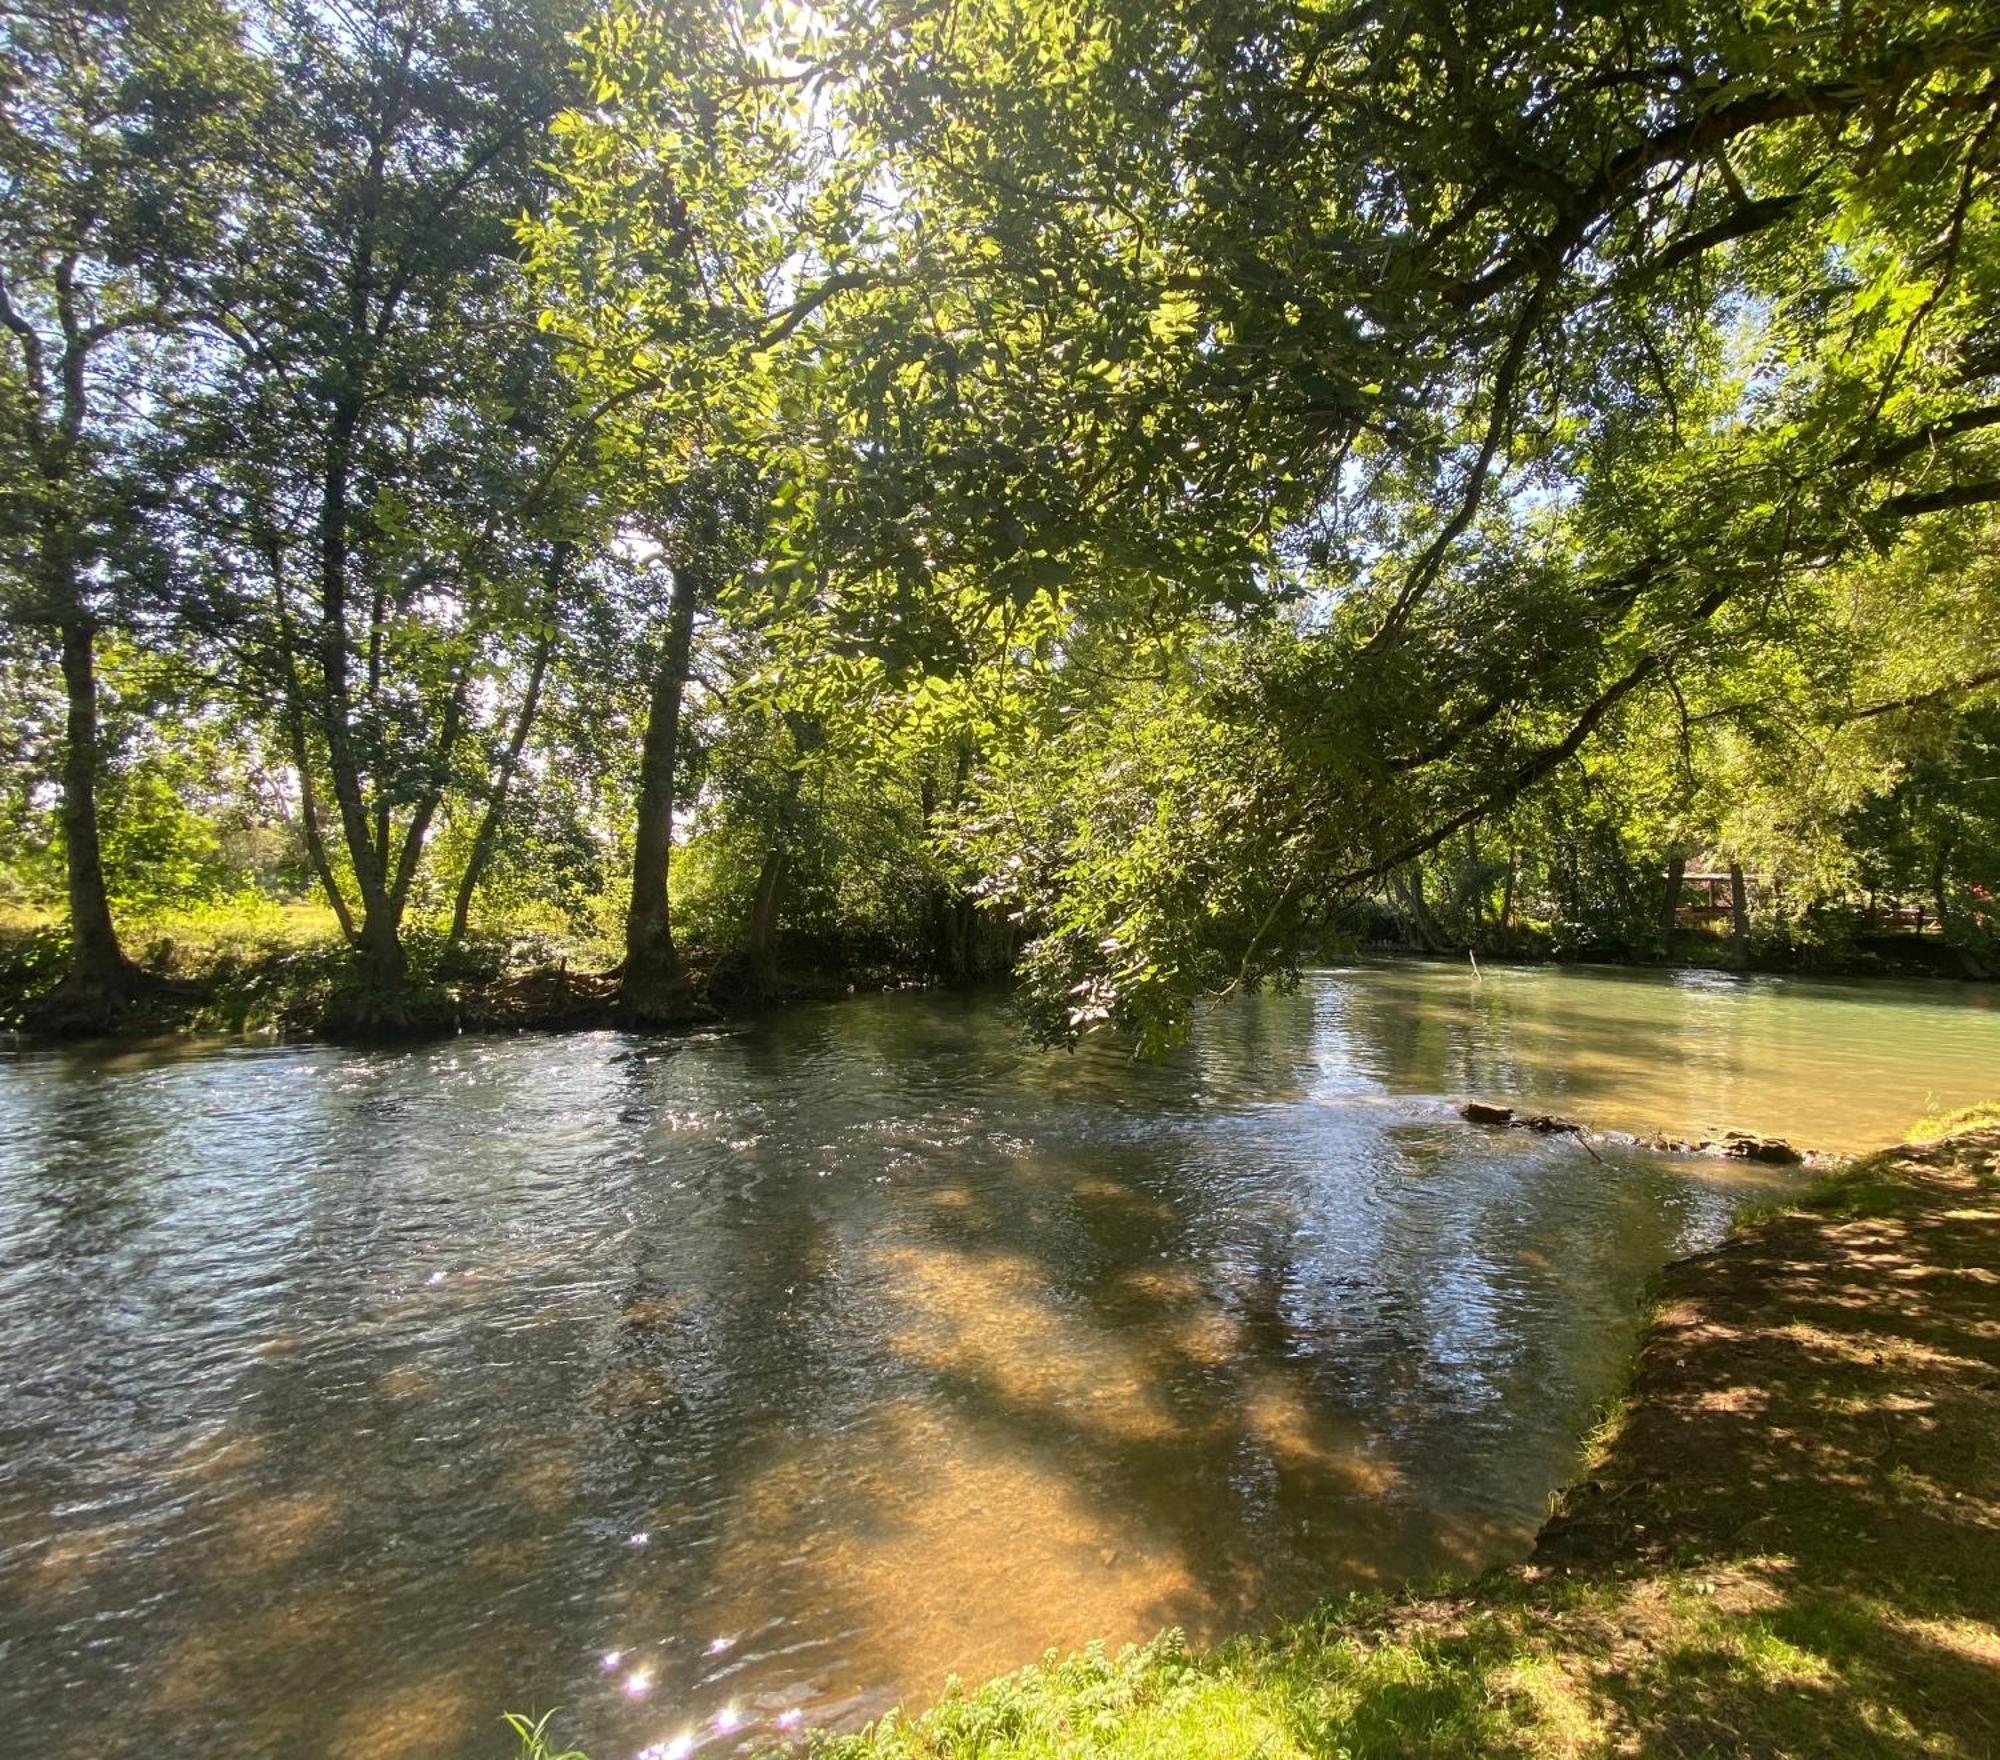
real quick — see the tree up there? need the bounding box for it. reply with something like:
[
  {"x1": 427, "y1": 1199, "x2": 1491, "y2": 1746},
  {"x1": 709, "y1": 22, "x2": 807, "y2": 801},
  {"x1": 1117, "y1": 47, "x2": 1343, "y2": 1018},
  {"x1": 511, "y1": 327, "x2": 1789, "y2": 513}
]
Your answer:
[
  {"x1": 6, "y1": 0, "x2": 1999, "y2": 1042},
  {"x1": 841, "y1": 0, "x2": 2000, "y2": 1044},
  {"x1": 525, "y1": 0, "x2": 875, "y2": 1023},
  {"x1": 171, "y1": 0, "x2": 596, "y2": 1018},
  {"x1": 0, "y1": 0, "x2": 253, "y2": 1024}
]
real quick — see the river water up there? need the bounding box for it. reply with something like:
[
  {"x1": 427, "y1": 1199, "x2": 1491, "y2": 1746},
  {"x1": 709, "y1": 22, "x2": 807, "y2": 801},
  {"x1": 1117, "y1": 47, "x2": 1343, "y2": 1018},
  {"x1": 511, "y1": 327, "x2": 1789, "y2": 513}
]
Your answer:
[{"x1": 2, "y1": 962, "x2": 1995, "y2": 1759}]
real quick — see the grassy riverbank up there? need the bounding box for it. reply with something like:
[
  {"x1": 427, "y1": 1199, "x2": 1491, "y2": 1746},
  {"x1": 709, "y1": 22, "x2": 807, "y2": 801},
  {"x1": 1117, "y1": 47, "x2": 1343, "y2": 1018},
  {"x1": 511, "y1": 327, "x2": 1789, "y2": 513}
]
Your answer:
[
  {"x1": 520, "y1": 1112, "x2": 2000, "y2": 1760},
  {"x1": 5, "y1": 900, "x2": 1984, "y2": 1043},
  {"x1": 0, "y1": 904, "x2": 932, "y2": 1039}
]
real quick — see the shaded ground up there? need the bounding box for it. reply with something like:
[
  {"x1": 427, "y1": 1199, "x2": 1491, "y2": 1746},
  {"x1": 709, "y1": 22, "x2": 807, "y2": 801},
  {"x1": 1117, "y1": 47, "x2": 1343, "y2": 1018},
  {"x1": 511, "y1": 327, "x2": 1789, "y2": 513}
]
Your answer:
[
  {"x1": 0, "y1": 910, "x2": 931, "y2": 1041},
  {"x1": 775, "y1": 1118, "x2": 2000, "y2": 1760}
]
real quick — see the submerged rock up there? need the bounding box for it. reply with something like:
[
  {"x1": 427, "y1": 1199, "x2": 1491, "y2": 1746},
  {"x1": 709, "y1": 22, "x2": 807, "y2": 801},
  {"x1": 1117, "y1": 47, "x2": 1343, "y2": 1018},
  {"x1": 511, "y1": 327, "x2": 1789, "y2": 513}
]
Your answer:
[
  {"x1": 1459, "y1": 1104, "x2": 1810, "y2": 1167},
  {"x1": 1722, "y1": 1132, "x2": 1803, "y2": 1165},
  {"x1": 1518, "y1": 1113, "x2": 1585, "y2": 1136}
]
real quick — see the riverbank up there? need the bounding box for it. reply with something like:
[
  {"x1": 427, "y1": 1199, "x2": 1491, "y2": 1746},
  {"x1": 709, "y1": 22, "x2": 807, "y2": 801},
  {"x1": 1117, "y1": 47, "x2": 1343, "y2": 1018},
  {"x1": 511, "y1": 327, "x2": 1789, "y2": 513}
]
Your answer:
[
  {"x1": 0, "y1": 907, "x2": 937, "y2": 1041},
  {"x1": 619, "y1": 1109, "x2": 1997, "y2": 1760},
  {"x1": 1356, "y1": 929, "x2": 1992, "y2": 983}
]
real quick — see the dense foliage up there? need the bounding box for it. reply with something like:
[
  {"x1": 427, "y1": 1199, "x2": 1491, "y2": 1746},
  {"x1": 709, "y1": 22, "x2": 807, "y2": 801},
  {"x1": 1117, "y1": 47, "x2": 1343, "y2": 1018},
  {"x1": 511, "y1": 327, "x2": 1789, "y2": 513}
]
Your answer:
[{"x1": 3, "y1": 0, "x2": 1997, "y2": 1036}]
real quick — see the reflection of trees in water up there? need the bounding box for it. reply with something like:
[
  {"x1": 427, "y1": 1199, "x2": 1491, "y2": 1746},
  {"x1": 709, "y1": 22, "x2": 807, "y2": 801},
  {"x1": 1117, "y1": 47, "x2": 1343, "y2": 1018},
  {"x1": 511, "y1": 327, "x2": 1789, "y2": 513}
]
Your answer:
[
  {"x1": 1149, "y1": 998, "x2": 1772, "y2": 1552},
  {"x1": 0, "y1": 990, "x2": 1801, "y2": 1758}
]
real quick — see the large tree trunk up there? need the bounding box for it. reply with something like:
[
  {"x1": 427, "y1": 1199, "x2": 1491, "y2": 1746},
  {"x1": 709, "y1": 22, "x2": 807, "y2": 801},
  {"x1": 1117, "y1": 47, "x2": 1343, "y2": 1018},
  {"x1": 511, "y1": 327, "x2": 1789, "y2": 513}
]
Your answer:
[
  {"x1": 29, "y1": 301, "x2": 142, "y2": 1026},
  {"x1": 57, "y1": 613, "x2": 133, "y2": 999},
  {"x1": 1659, "y1": 851, "x2": 1686, "y2": 945},
  {"x1": 1729, "y1": 862, "x2": 1750, "y2": 957},
  {"x1": 315, "y1": 407, "x2": 410, "y2": 999},
  {"x1": 1397, "y1": 867, "x2": 1443, "y2": 950},
  {"x1": 921, "y1": 741, "x2": 977, "y2": 982},
  {"x1": 619, "y1": 567, "x2": 700, "y2": 1024},
  {"x1": 747, "y1": 846, "x2": 787, "y2": 1002}
]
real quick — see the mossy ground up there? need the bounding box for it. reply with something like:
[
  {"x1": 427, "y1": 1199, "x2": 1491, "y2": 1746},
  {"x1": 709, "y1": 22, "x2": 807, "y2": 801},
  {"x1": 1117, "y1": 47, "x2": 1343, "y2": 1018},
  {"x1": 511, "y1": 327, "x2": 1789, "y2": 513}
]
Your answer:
[{"x1": 518, "y1": 1119, "x2": 2000, "y2": 1760}]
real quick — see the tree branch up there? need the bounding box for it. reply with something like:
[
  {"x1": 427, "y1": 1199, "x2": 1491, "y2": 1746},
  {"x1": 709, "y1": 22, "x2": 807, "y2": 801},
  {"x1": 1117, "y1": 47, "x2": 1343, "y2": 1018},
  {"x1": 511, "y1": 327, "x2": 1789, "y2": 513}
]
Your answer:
[{"x1": 1847, "y1": 665, "x2": 2000, "y2": 720}]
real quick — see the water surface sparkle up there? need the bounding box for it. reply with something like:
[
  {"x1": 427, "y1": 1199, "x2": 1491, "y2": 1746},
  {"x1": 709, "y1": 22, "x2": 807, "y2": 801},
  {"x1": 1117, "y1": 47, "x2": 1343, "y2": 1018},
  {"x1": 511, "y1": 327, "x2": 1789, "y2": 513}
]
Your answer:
[{"x1": 4, "y1": 964, "x2": 1995, "y2": 1758}]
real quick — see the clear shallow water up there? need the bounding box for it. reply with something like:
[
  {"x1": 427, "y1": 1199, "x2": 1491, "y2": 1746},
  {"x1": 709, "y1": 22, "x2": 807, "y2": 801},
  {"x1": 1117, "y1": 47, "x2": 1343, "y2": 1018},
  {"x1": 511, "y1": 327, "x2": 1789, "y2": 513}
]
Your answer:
[
  {"x1": 1327, "y1": 959, "x2": 2000, "y2": 1156},
  {"x1": 0, "y1": 962, "x2": 1993, "y2": 1760}
]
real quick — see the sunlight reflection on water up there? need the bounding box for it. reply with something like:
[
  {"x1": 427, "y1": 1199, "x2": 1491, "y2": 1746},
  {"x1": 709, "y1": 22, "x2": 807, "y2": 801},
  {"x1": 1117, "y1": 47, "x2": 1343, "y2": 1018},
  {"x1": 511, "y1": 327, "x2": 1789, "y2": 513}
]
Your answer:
[{"x1": 2, "y1": 962, "x2": 1995, "y2": 1758}]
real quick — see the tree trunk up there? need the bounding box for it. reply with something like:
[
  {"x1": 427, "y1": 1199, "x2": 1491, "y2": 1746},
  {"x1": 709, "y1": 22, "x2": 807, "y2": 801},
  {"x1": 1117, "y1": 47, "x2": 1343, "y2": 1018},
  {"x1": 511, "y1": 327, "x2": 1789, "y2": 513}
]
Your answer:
[
  {"x1": 309, "y1": 412, "x2": 478, "y2": 1020},
  {"x1": 952, "y1": 894, "x2": 979, "y2": 979},
  {"x1": 31, "y1": 299, "x2": 138, "y2": 1021},
  {"x1": 355, "y1": 909, "x2": 408, "y2": 989},
  {"x1": 1402, "y1": 867, "x2": 1443, "y2": 951},
  {"x1": 919, "y1": 771, "x2": 948, "y2": 978},
  {"x1": 315, "y1": 404, "x2": 410, "y2": 998},
  {"x1": 745, "y1": 739, "x2": 805, "y2": 1003},
  {"x1": 619, "y1": 566, "x2": 700, "y2": 1024},
  {"x1": 1462, "y1": 824, "x2": 1484, "y2": 941},
  {"x1": 922, "y1": 741, "x2": 977, "y2": 982},
  {"x1": 1498, "y1": 845, "x2": 1517, "y2": 938},
  {"x1": 1729, "y1": 862, "x2": 1750, "y2": 956},
  {"x1": 748, "y1": 846, "x2": 787, "y2": 1002},
  {"x1": 1659, "y1": 851, "x2": 1686, "y2": 945},
  {"x1": 285, "y1": 710, "x2": 357, "y2": 945},
  {"x1": 57, "y1": 614, "x2": 131, "y2": 995}
]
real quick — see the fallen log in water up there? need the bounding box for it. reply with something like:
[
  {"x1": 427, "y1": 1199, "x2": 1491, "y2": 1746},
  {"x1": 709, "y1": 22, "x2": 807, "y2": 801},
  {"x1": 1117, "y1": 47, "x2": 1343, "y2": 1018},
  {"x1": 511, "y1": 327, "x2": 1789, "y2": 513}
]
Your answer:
[{"x1": 1460, "y1": 1101, "x2": 1823, "y2": 1167}]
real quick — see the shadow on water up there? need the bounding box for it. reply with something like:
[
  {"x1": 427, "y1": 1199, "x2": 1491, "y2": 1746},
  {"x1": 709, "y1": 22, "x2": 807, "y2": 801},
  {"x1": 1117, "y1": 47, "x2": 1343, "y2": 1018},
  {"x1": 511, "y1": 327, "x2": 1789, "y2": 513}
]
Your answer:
[{"x1": 1, "y1": 966, "x2": 1996, "y2": 1757}]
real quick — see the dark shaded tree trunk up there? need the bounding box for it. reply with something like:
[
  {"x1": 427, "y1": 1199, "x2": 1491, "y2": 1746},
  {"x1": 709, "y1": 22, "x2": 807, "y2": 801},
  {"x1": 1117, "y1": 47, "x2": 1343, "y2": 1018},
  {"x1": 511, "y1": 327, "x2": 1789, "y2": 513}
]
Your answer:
[
  {"x1": 305, "y1": 398, "x2": 476, "y2": 1015},
  {"x1": 619, "y1": 566, "x2": 700, "y2": 1024},
  {"x1": 14, "y1": 277, "x2": 146, "y2": 1027},
  {"x1": 1462, "y1": 824, "x2": 1484, "y2": 940},
  {"x1": 283, "y1": 701, "x2": 357, "y2": 945},
  {"x1": 1659, "y1": 851, "x2": 1686, "y2": 944},
  {"x1": 951, "y1": 894, "x2": 979, "y2": 977},
  {"x1": 1397, "y1": 867, "x2": 1443, "y2": 950},
  {"x1": 921, "y1": 741, "x2": 977, "y2": 982},
  {"x1": 58, "y1": 613, "x2": 132, "y2": 997},
  {"x1": 265, "y1": 538, "x2": 360, "y2": 947},
  {"x1": 1729, "y1": 862, "x2": 1750, "y2": 956},
  {"x1": 919, "y1": 772, "x2": 945, "y2": 973},
  {"x1": 745, "y1": 741, "x2": 805, "y2": 1003},
  {"x1": 748, "y1": 846, "x2": 787, "y2": 1001},
  {"x1": 313, "y1": 401, "x2": 411, "y2": 998}
]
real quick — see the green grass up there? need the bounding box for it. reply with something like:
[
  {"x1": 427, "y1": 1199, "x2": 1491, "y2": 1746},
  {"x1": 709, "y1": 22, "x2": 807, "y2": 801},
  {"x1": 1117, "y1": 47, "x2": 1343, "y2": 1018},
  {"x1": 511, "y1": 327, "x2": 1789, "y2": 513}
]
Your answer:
[
  {"x1": 0, "y1": 898, "x2": 617, "y2": 1035},
  {"x1": 801, "y1": 1605, "x2": 1585, "y2": 1760},
  {"x1": 505, "y1": 1710, "x2": 590, "y2": 1760},
  {"x1": 1907, "y1": 1099, "x2": 2000, "y2": 1143}
]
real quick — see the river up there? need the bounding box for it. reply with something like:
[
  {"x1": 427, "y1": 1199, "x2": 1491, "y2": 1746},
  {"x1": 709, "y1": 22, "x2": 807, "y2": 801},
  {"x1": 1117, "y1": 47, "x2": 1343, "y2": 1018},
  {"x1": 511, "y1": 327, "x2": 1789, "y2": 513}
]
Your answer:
[{"x1": 2, "y1": 961, "x2": 1995, "y2": 1759}]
